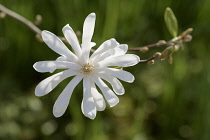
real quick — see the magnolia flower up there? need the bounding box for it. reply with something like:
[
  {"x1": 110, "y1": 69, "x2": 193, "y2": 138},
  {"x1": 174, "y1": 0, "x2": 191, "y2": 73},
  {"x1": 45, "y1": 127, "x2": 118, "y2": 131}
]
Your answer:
[{"x1": 33, "y1": 13, "x2": 140, "y2": 119}]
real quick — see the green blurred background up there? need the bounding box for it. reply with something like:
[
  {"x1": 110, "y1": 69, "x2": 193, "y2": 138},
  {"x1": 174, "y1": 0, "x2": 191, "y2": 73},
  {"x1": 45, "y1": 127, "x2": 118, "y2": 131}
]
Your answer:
[{"x1": 0, "y1": 0, "x2": 210, "y2": 140}]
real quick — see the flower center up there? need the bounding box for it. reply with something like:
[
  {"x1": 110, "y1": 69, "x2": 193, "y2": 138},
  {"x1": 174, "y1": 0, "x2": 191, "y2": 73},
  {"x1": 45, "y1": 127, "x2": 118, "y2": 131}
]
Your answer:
[{"x1": 81, "y1": 63, "x2": 94, "y2": 75}]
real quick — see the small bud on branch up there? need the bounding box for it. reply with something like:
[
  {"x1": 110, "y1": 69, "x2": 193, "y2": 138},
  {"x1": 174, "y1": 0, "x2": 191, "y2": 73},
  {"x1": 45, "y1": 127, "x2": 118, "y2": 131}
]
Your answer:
[{"x1": 0, "y1": 4, "x2": 193, "y2": 65}]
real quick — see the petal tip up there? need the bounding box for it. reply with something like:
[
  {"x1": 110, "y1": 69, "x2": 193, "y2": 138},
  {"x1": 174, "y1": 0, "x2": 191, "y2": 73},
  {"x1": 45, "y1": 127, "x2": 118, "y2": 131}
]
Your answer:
[
  {"x1": 129, "y1": 76, "x2": 135, "y2": 83},
  {"x1": 87, "y1": 13, "x2": 96, "y2": 20},
  {"x1": 117, "y1": 92, "x2": 125, "y2": 96},
  {"x1": 136, "y1": 55, "x2": 141, "y2": 62},
  {"x1": 62, "y1": 24, "x2": 72, "y2": 31},
  {"x1": 53, "y1": 113, "x2": 61, "y2": 118},
  {"x1": 88, "y1": 114, "x2": 96, "y2": 120},
  {"x1": 89, "y1": 12, "x2": 96, "y2": 16},
  {"x1": 41, "y1": 30, "x2": 48, "y2": 36},
  {"x1": 35, "y1": 90, "x2": 43, "y2": 97},
  {"x1": 110, "y1": 98, "x2": 119, "y2": 107},
  {"x1": 83, "y1": 110, "x2": 97, "y2": 120},
  {"x1": 53, "y1": 108, "x2": 64, "y2": 118},
  {"x1": 33, "y1": 63, "x2": 38, "y2": 71}
]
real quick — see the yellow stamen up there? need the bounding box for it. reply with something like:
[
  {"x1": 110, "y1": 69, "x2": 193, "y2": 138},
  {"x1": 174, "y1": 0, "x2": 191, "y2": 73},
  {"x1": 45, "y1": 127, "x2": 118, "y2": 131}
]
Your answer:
[{"x1": 81, "y1": 63, "x2": 94, "y2": 75}]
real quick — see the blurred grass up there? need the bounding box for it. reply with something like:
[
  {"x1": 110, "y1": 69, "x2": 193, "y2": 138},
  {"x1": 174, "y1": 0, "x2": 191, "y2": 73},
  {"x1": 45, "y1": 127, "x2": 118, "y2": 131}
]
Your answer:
[{"x1": 0, "y1": 0, "x2": 210, "y2": 140}]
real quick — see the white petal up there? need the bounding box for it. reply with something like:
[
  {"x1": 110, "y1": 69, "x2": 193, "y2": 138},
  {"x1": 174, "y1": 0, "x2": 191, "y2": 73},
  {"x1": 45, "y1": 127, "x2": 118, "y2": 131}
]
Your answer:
[
  {"x1": 82, "y1": 13, "x2": 96, "y2": 46},
  {"x1": 93, "y1": 76, "x2": 119, "y2": 107},
  {"x1": 53, "y1": 75, "x2": 82, "y2": 117},
  {"x1": 90, "y1": 38, "x2": 119, "y2": 60},
  {"x1": 41, "y1": 30, "x2": 78, "y2": 61},
  {"x1": 62, "y1": 24, "x2": 82, "y2": 57},
  {"x1": 98, "y1": 54, "x2": 140, "y2": 67},
  {"x1": 99, "y1": 68, "x2": 135, "y2": 83},
  {"x1": 106, "y1": 44, "x2": 128, "y2": 58},
  {"x1": 90, "y1": 42, "x2": 96, "y2": 48},
  {"x1": 98, "y1": 73, "x2": 125, "y2": 95},
  {"x1": 35, "y1": 70, "x2": 78, "y2": 97},
  {"x1": 113, "y1": 44, "x2": 128, "y2": 56},
  {"x1": 33, "y1": 61, "x2": 81, "y2": 73},
  {"x1": 90, "y1": 82, "x2": 106, "y2": 111},
  {"x1": 81, "y1": 76, "x2": 97, "y2": 119},
  {"x1": 94, "y1": 44, "x2": 128, "y2": 63},
  {"x1": 56, "y1": 56, "x2": 68, "y2": 62},
  {"x1": 81, "y1": 13, "x2": 96, "y2": 62}
]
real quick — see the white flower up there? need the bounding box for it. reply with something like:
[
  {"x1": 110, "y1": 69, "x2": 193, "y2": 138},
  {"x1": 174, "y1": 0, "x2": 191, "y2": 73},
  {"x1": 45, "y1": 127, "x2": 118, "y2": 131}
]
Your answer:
[{"x1": 33, "y1": 13, "x2": 140, "y2": 119}]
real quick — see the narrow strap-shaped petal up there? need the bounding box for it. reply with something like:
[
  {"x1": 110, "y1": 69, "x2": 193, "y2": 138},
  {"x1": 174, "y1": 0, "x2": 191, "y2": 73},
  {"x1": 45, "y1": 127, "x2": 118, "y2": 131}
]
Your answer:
[
  {"x1": 82, "y1": 13, "x2": 96, "y2": 46},
  {"x1": 41, "y1": 30, "x2": 78, "y2": 61},
  {"x1": 90, "y1": 38, "x2": 119, "y2": 60},
  {"x1": 81, "y1": 76, "x2": 97, "y2": 119},
  {"x1": 81, "y1": 13, "x2": 96, "y2": 62},
  {"x1": 53, "y1": 75, "x2": 82, "y2": 117},
  {"x1": 90, "y1": 81, "x2": 106, "y2": 111},
  {"x1": 98, "y1": 73, "x2": 125, "y2": 95},
  {"x1": 93, "y1": 76, "x2": 119, "y2": 107},
  {"x1": 93, "y1": 44, "x2": 128, "y2": 63},
  {"x1": 33, "y1": 61, "x2": 81, "y2": 73},
  {"x1": 35, "y1": 69, "x2": 79, "y2": 97},
  {"x1": 99, "y1": 68, "x2": 135, "y2": 83},
  {"x1": 62, "y1": 24, "x2": 82, "y2": 57},
  {"x1": 98, "y1": 54, "x2": 140, "y2": 67}
]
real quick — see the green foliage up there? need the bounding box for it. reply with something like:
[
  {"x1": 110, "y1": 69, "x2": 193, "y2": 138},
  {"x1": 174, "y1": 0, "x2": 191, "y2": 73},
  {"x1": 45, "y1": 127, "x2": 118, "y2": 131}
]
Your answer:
[{"x1": 164, "y1": 7, "x2": 178, "y2": 37}]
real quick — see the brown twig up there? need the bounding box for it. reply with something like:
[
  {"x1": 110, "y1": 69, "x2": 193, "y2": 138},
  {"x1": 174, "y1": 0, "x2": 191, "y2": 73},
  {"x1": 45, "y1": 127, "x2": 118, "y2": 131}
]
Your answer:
[
  {"x1": 0, "y1": 4, "x2": 176, "y2": 50},
  {"x1": 0, "y1": 4, "x2": 68, "y2": 43},
  {"x1": 139, "y1": 56, "x2": 155, "y2": 63},
  {"x1": 0, "y1": 4, "x2": 192, "y2": 64},
  {"x1": 0, "y1": 4, "x2": 41, "y2": 34},
  {"x1": 128, "y1": 41, "x2": 173, "y2": 52}
]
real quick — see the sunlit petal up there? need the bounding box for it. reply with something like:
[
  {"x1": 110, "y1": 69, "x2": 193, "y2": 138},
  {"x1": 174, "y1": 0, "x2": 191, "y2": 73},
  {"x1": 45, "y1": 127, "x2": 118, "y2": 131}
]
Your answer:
[
  {"x1": 82, "y1": 13, "x2": 96, "y2": 46},
  {"x1": 99, "y1": 68, "x2": 135, "y2": 83},
  {"x1": 93, "y1": 44, "x2": 128, "y2": 63},
  {"x1": 93, "y1": 76, "x2": 119, "y2": 107},
  {"x1": 90, "y1": 38, "x2": 119, "y2": 60},
  {"x1": 41, "y1": 31, "x2": 78, "y2": 61},
  {"x1": 81, "y1": 13, "x2": 96, "y2": 61},
  {"x1": 98, "y1": 54, "x2": 140, "y2": 67},
  {"x1": 81, "y1": 76, "x2": 97, "y2": 119},
  {"x1": 62, "y1": 24, "x2": 82, "y2": 57},
  {"x1": 98, "y1": 73, "x2": 125, "y2": 95},
  {"x1": 91, "y1": 82, "x2": 106, "y2": 111},
  {"x1": 53, "y1": 75, "x2": 82, "y2": 117},
  {"x1": 35, "y1": 70, "x2": 79, "y2": 97},
  {"x1": 33, "y1": 61, "x2": 81, "y2": 73}
]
